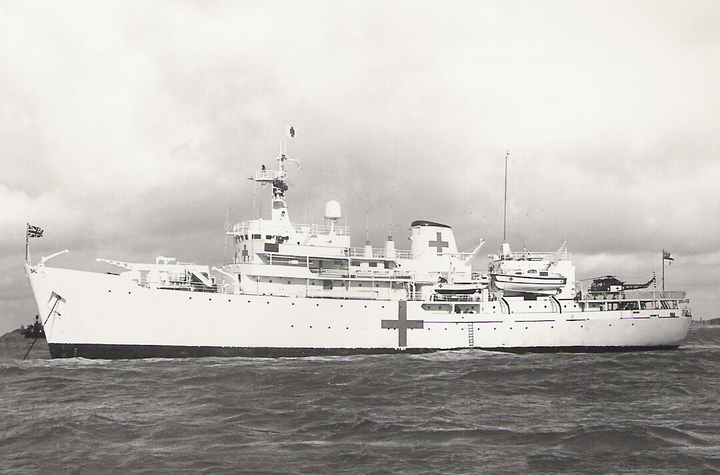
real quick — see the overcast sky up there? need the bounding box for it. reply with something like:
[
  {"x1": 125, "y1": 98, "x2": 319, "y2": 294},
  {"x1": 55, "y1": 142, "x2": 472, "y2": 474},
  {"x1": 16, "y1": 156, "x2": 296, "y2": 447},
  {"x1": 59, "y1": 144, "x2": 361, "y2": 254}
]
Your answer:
[{"x1": 2, "y1": 0, "x2": 719, "y2": 334}]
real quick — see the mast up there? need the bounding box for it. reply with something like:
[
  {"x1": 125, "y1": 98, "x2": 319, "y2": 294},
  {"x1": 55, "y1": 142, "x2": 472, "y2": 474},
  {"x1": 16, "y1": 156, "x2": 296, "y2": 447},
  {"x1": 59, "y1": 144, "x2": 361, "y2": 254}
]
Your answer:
[
  {"x1": 503, "y1": 151, "x2": 509, "y2": 242},
  {"x1": 249, "y1": 146, "x2": 291, "y2": 222}
]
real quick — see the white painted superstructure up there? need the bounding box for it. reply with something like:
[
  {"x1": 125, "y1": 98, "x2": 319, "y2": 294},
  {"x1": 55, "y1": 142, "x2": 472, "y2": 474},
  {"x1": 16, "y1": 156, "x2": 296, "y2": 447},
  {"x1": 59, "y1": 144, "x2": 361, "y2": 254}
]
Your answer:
[{"x1": 24, "y1": 138, "x2": 692, "y2": 358}]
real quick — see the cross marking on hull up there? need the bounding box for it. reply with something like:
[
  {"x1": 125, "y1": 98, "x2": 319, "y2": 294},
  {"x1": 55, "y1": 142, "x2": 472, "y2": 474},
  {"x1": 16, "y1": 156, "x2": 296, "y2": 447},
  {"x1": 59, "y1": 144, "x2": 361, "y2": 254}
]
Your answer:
[
  {"x1": 381, "y1": 301, "x2": 424, "y2": 347},
  {"x1": 429, "y1": 232, "x2": 449, "y2": 253}
]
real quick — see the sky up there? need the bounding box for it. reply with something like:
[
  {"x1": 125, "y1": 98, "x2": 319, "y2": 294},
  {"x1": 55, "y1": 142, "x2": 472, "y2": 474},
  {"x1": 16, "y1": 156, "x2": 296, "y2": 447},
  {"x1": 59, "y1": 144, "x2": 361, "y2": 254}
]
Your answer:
[{"x1": 1, "y1": 0, "x2": 719, "y2": 335}]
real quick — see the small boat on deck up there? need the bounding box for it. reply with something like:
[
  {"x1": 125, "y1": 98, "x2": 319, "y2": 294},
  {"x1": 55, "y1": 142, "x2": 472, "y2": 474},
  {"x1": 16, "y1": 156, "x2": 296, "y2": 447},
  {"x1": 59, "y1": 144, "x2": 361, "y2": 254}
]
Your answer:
[{"x1": 489, "y1": 242, "x2": 570, "y2": 297}]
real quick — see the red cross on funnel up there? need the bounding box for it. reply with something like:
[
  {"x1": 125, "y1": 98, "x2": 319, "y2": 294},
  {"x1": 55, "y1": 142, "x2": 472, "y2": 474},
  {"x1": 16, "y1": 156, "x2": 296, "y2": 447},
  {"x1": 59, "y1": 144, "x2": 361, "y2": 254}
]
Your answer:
[{"x1": 428, "y1": 232, "x2": 449, "y2": 254}]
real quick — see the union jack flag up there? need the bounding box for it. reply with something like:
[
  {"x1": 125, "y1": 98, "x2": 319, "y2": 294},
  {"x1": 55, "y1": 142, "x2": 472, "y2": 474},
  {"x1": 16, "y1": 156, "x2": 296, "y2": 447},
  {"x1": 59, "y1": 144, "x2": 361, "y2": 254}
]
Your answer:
[{"x1": 27, "y1": 224, "x2": 43, "y2": 238}]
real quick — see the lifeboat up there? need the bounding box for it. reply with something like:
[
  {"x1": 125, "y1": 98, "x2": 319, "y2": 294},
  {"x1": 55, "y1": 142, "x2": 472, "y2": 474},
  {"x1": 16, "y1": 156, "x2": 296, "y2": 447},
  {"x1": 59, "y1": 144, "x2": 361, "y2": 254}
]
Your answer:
[{"x1": 491, "y1": 270, "x2": 566, "y2": 295}]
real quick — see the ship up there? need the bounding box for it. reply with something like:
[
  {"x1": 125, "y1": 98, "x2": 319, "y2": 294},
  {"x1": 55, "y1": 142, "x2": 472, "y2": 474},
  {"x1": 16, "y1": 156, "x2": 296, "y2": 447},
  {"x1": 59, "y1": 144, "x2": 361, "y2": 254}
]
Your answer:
[{"x1": 24, "y1": 138, "x2": 692, "y2": 358}]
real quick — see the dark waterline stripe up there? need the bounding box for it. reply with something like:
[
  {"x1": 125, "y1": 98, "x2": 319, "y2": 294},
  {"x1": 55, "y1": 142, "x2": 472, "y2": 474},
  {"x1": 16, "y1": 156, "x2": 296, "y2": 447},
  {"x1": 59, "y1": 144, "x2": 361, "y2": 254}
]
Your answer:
[{"x1": 48, "y1": 343, "x2": 681, "y2": 359}]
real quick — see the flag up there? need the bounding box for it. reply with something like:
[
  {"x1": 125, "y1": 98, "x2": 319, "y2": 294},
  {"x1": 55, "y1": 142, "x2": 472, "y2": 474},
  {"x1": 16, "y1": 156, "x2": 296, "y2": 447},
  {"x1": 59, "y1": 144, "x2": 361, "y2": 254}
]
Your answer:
[
  {"x1": 27, "y1": 224, "x2": 43, "y2": 238},
  {"x1": 663, "y1": 250, "x2": 673, "y2": 265},
  {"x1": 286, "y1": 124, "x2": 295, "y2": 138}
]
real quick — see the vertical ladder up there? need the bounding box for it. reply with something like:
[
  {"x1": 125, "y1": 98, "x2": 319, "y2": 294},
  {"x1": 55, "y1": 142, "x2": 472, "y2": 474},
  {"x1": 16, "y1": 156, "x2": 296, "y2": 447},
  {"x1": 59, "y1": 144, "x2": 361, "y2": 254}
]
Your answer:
[{"x1": 468, "y1": 322, "x2": 475, "y2": 347}]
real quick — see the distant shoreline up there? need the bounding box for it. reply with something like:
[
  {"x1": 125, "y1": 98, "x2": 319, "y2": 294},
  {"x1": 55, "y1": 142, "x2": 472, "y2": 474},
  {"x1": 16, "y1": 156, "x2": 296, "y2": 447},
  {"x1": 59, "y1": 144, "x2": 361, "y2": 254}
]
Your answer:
[
  {"x1": 694, "y1": 318, "x2": 720, "y2": 326},
  {"x1": 1, "y1": 327, "x2": 46, "y2": 340}
]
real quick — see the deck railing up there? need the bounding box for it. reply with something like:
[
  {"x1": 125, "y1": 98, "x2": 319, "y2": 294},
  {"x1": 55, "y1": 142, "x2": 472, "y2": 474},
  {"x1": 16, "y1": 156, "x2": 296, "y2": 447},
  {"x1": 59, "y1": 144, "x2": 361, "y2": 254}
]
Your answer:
[
  {"x1": 499, "y1": 251, "x2": 572, "y2": 261},
  {"x1": 584, "y1": 290, "x2": 686, "y2": 301},
  {"x1": 292, "y1": 223, "x2": 351, "y2": 236},
  {"x1": 229, "y1": 222, "x2": 351, "y2": 237},
  {"x1": 346, "y1": 247, "x2": 414, "y2": 259}
]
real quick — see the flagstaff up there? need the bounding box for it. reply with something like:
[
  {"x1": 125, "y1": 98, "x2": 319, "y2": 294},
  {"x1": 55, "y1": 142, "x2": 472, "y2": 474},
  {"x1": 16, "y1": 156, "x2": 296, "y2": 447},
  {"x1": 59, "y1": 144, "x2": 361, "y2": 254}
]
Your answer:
[
  {"x1": 25, "y1": 223, "x2": 44, "y2": 265},
  {"x1": 662, "y1": 249, "x2": 674, "y2": 291}
]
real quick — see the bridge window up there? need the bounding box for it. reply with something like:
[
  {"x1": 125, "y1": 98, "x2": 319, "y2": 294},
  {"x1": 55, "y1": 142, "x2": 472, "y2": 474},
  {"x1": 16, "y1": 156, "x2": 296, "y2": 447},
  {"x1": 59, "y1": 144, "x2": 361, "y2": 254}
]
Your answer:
[{"x1": 264, "y1": 243, "x2": 279, "y2": 252}]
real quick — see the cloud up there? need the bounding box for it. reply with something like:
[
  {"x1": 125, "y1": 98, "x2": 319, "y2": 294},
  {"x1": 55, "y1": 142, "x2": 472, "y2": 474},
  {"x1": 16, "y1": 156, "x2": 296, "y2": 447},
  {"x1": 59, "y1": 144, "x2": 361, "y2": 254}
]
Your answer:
[{"x1": 1, "y1": 0, "x2": 720, "y2": 334}]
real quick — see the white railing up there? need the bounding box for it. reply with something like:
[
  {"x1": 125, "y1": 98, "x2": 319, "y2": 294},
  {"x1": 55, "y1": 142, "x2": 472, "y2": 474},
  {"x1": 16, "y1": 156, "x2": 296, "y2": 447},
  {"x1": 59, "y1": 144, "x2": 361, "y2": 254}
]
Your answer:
[
  {"x1": 229, "y1": 222, "x2": 351, "y2": 237},
  {"x1": 138, "y1": 280, "x2": 217, "y2": 293},
  {"x1": 430, "y1": 294, "x2": 484, "y2": 302},
  {"x1": 293, "y1": 223, "x2": 350, "y2": 236},
  {"x1": 501, "y1": 251, "x2": 572, "y2": 261},
  {"x1": 583, "y1": 290, "x2": 686, "y2": 301},
  {"x1": 314, "y1": 269, "x2": 348, "y2": 278},
  {"x1": 230, "y1": 222, "x2": 249, "y2": 235},
  {"x1": 252, "y1": 170, "x2": 281, "y2": 181},
  {"x1": 306, "y1": 289, "x2": 379, "y2": 300},
  {"x1": 347, "y1": 247, "x2": 414, "y2": 259}
]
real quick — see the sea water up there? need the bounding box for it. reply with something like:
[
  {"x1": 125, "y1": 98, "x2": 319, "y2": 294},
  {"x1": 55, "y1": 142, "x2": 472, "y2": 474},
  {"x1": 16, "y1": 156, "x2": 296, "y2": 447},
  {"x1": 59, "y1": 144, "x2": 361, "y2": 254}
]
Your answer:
[{"x1": 1, "y1": 326, "x2": 719, "y2": 475}]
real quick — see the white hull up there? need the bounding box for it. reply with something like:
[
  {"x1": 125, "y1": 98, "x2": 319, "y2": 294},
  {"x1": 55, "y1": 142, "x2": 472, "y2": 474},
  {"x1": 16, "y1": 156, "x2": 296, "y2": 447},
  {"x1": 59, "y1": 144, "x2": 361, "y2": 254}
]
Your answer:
[{"x1": 27, "y1": 265, "x2": 692, "y2": 358}]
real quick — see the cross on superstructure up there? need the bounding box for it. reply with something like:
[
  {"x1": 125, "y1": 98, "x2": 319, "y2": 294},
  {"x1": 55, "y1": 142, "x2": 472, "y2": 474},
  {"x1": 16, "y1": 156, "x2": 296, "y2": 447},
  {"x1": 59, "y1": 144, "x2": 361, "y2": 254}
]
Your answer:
[{"x1": 428, "y1": 232, "x2": 449, "y2": 254}]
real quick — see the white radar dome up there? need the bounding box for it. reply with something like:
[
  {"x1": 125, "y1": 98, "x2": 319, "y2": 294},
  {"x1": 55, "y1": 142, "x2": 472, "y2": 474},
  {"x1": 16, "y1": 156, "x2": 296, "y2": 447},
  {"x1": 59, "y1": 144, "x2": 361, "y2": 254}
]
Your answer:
[{"x1": 325, "y1": 200, "x2": 342, "y2": 220}]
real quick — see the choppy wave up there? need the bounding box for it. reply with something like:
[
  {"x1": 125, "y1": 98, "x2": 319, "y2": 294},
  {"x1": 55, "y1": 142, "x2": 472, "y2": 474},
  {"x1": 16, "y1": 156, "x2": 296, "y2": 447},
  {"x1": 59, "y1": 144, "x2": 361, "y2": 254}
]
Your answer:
[{"x1": 1, "y1": 326, "x2": 719, "y2": 474}]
